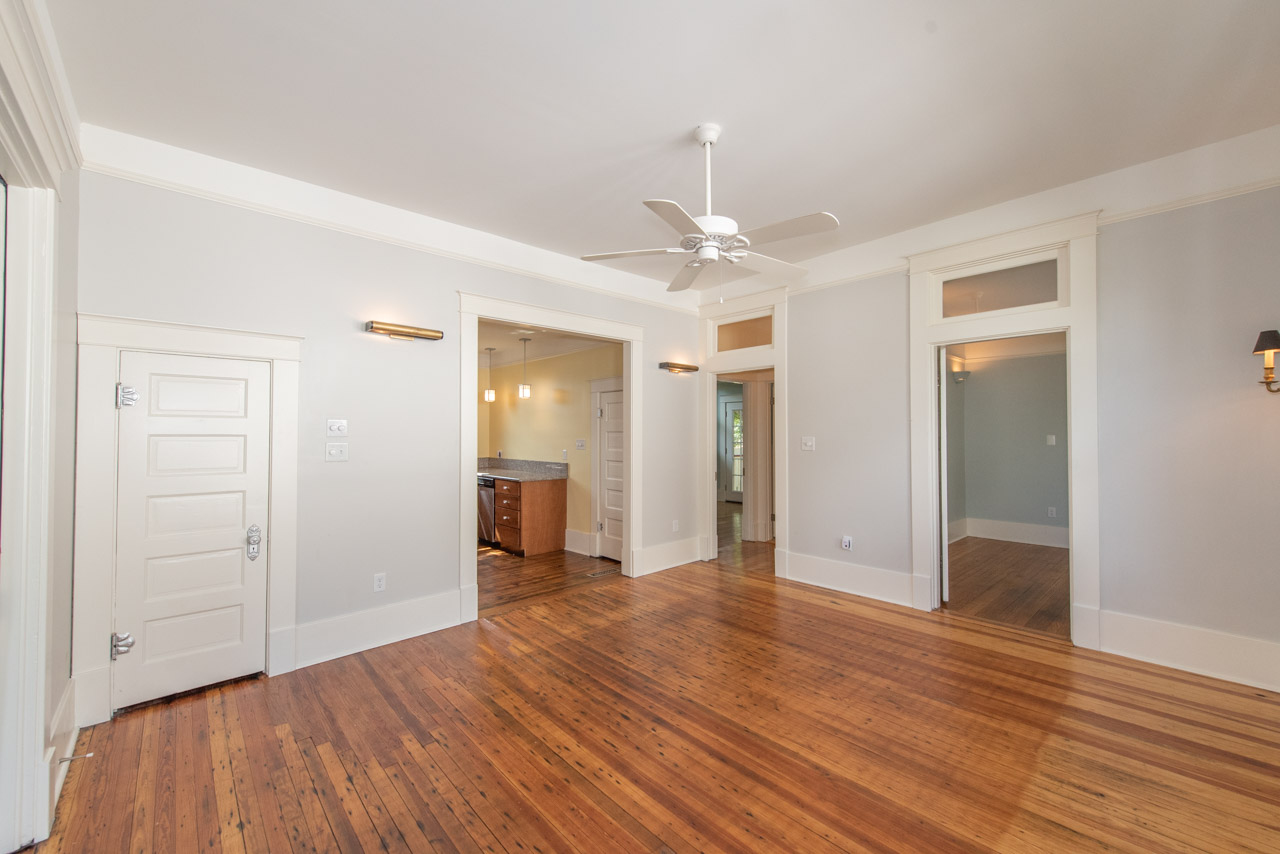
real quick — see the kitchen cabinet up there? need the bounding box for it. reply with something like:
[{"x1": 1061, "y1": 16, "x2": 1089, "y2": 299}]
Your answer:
[{"x1": 494, "y1": 477, "x2": 566, "y2": 557}]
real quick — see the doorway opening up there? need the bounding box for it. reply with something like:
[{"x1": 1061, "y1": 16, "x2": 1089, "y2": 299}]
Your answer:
[
  {"x1": 475, "y1": 319, "x2": 624, "y2": 617},
  {"x1": 938, "y1": 332, "x2": 1070, "y2": 638},
  {"x1": 713, "y1": 368, "x2": 774, "y2": 570}
]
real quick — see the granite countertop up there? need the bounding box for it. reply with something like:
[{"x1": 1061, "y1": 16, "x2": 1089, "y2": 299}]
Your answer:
[{"x1": 479, "y1": 468, "x2": 567, "y2": 482}]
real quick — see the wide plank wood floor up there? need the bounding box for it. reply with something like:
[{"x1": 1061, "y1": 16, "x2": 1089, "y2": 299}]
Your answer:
[
  {"x1": 478, "y1": 544, "x2": 620, "y2": 618},
  {"x1": 944, "y1": 536, "x2": 1070, "y2": 638},
  {"x1": 36, "y1": 544, "x2": 1280, "y2": 852}
]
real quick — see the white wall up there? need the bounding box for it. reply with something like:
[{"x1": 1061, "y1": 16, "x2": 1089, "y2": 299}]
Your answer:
[
  {"x1": 786, "y1": 272, "x2": 913, "y2": 588},
  {"x1": 75, "y1": 171, "x2": 698, "y2": 627},
  {"x1": 1097, "y1": 186, "x2": 1280, "y2": 643}
]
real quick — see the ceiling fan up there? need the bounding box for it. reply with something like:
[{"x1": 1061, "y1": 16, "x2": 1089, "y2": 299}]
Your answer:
[{"x1": 581, "y1": 123, "x2": 839, "y2": 292}]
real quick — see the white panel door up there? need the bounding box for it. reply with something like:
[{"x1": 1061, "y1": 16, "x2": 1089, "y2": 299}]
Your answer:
[
  {"x1": 113, "y1": 352, "x2": 271, "y2": 710},
  {"x1": 597, "y1": 390, "x2": 624, "y2": 561}
]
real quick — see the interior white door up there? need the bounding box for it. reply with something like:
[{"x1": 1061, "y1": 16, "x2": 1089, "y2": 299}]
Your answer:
[
  {"x1": 112, "y1": 351, "x2": 271, "y2": 710},
  {"x1": 597, "y1": 390, "x2": 624, "y2": 561},
  {"x1": 721, "y1": 400, "x2": 744, "y2": 503}
]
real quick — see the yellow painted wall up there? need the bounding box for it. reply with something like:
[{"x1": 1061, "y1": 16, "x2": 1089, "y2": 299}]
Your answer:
[{"x1": 482, "y1": 344, "x2": 623, "y2": 534}]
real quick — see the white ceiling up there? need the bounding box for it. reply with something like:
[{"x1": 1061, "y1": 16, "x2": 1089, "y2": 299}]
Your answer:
[
  {"x1": 478, "y1": 319, "x2": 615, "y2": 368},
  {"x1": 46, "y1": 1, "x2": 1280, "y2": 292}
]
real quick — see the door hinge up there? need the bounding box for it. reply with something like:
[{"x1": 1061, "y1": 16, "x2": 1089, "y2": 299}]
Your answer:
[
  {"x1": 597, "y1": 408, "x2": 603, "y2": 418},
  {"x1": 598, "y1": 522, "x2": 604, "y2": 532},
  {"x1": 115, "y1": 383, "x2": 139, "y2": 408},
  {"x1": 771, "y1": 513, "x2": 776, "y2": 521},
  {"x1": 110, "y1": 631, "x2": 135, "y2": 660}
]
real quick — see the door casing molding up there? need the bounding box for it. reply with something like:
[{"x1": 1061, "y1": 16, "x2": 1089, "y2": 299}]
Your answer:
[
  {"x1": 589, "y1": 376, "x2": 623, "y2": 558},
  {"x1": 907, "y1": 213, "x2": 1101, "y2": 649},
  {"x1": 72, "y1": 314, "x2": 302, "y2": 726}
]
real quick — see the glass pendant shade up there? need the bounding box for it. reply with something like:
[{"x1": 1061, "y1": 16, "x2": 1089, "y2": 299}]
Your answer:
[
  {"x1": 483, "y1": 388, "x2": 496, "y2": 402},
  {"x1": 483, "y1": 347, "x2": 497, "y2": 403},
  {"x1": 518, "y1": 337, "x2": 532, "y2": 400},
  {"x1": 518, "y1": 384, "x2": 531, "y2": 399}
]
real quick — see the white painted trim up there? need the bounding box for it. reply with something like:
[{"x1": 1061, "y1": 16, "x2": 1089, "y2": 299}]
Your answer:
[
  {"x1": 0, "y1": 187, "x2": 58, "y2": 850},
  {"x1": 947, "y1": 518, "x2": 968, "y2": 544},
  {"x1": 71, "y1": 315, "x2": 303, "y2": 727},
  {"x1": 81, "y1": 125, "x2": 698, "y2": 316},
  {"x1": 908, "y1": 214, "x2": 1101, "y2": 650},
  {"x1": 632, "y1": 537, "x2": 701, "y2": 578},
  {"x1": 699, "y1": 291, "x2": 788, "y2": 569},
  {"x1": 564, "y1": 529, "x2": 594, "y2": 556},
  {"x1": 459, "y1": 295, "x2": 642, "y2": 607},
  {"x1": 294, "y1": 590, "x2": 461, "y2": 670},
  {"x1": 786, "y1": 552, "x2": 914, "y2": 607},
  {"x1": 959, "y1": 518, "x2": 1070, "y2": 549},
  {"x1": 39, "y1": 681, "x2": 76, "y2": 836},
  {"x1": 589, "y1": 376, "x2": 624, "y2": 394},
  {"x1": 1100, "y1": 611, "x2": 1280, "y2": 693},
  {"x1": 0, "y1": 0, "x2": 80, "y2": 193}
]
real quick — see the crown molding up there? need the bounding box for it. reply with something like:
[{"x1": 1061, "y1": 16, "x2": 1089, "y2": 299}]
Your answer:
[
  {"x1": 79, "y1": 125, "x2": 698, "y2": 317},
  {"x1": 0, "y1": 0, "x2": 81, "y2": 191}
]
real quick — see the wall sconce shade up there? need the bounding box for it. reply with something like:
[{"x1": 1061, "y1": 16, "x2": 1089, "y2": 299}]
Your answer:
[
  {"x1": 1254, "y1": 329, "x2": 1280, "y2": 393},
  {"x1": 952, "y1": 370, "x2": 971, "y2": 384},
  {"x1": 659, "y1": 362, "x2": 699, "y2": 373},
  {"x1": 366, "y1": 320, "x2": 443, "y2": 341}
]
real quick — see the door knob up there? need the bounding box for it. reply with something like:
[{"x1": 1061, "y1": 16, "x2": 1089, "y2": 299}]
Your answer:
[{"x1": 247, "y1": 524, "x2": 263, "y2": 561}]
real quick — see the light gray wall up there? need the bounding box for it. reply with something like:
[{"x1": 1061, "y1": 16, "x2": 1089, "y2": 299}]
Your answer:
[
  {"x1": 76, "y1": 172, "x2": 699, "y2": 625},
  {"x1": 945, "y1": 373, "x2": 965, "y2": 523},
  {"x1": 1098, "y1": 186, "x2": 1280, "y2": 642},
  {"x1": 788, "y1": 272, "x2": 912, "y2": 574},
  {"x1": 962, "y1": 354, "x2": 1069, "y2": 527}
]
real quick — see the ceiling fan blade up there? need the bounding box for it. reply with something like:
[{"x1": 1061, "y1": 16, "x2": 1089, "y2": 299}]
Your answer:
[
  {"x1": 736, "y1": 251, "x2": 808, "y2": 279},
  {"x1": 667, "y1": 263, "x2": 705, "y2": 292},
  {"x1": 739, "y1": 212, "x2": 839, "y2": 247},
  {"x1": 644, "y1": 199, "x2": 707, "y2": 237},
  {"x1": 581, "y1": 248, "x2": 688, "y2": 262}
]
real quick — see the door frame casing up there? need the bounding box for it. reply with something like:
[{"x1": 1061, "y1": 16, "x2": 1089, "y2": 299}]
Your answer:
[
  {"x1": 907, "y1": 213, "x2": 1100, "y2": 649},
  {"x1": 72, "y1": 314, "x2": 302, "y2": 726},
  {"x1": 589, "y1": 376, "x2": 622, "y2": 558}
]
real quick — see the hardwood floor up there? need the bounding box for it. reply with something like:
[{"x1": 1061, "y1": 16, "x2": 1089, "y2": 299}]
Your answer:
[
  {"x1": 477, "y1": 544, "x2": 620, "y2": 618},
  {"x1": 36, "y1": 546, "x2": 1279, "y2": 852},
  {"x1": 944, "y1": 536, "x2": 1070, "y2": 638}
]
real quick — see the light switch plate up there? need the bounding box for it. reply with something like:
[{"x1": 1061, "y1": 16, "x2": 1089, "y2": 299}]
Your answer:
[
  {"x1": 1046, "y1": 434, "x2": 1056, "y2": 446},
  {"x1": 327, "y1": 419, "x2": 348, "y2": 437},
  {"x1": 325, "y1": 442, "x2": 349, "y2": 462},
  {"x1": 575, "y1": 439, "x2": 586, "y2": 450},
  {"x1": 801, "y1": 436, "x2": 817, "y2": 452}
]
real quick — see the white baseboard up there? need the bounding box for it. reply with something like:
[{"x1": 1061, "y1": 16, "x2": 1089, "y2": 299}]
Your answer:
[
  {"x1": 774, "y1": 548, "x2": 789, "y2": 578},
  {"x1": 72, "y1": 665, "x2": 110, "y2": 728},
  {"x1": 787, "y1": 552, "x2": 914, "y2": 607},
  {"x1": 460, "y1": 584, "x2": 478, "y2": 623},
  {"x1": 962, "y1": 517, "x2": 1069, "y2": 548},
  {"x1": 564, "y1": 528, "x2": 594, "y2": 556},
  {"x1": 1100, "y1": 610, "x2": 1280, "y2": 693},
  {"x1": 295, "y1": 589, "x2": 461, "y2": 669},
  {"x1": 1071, "y1": 604, "x2": 1101, "y2": 650},
  {"x1": 947, "y1": 518, "x2": 968, "y2": 543},
  {"x1": 631, "y1": 536, "x2": 701, "y2": 578},
  {"x1": 267, "y1": 626, "x2": 297, "y2": 676}
]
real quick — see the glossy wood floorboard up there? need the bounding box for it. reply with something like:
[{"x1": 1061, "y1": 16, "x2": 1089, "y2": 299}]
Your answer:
[
  {"x1": 477, "y1": 544, "x2": 621, "y2": 619},
  {"x1": 943, "y1": 536, "x2": 1070, "y2": 638},
  {"x1": 37, "y1": 536, "x2": 1279, "y2": 852}
]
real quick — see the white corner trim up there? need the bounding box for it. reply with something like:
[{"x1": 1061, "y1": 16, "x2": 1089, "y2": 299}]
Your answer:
[
  {"x1": 564, "y1": 529, "x2": 594, "y2": 556},
  {"x1": 38, "y1": 680, "x2": 76, "y2": 839},
  {"x1": 961, "y1": 518, "x2": 1069, "y2": 549},
  {"x1": 267, "y1": 628, "x2": 296, "y2": 677},
  {"x1": 947, "y1": 518, "x2": 968, "y2": 544},
  {"x1": 79, "y1": 125, "x2": 697, "y2": 316},
  {"x1": 632, "y1": 537, "x2": 701, "y2": 578},
  {"x1": 459, "y1": 585, "x2": 478, "y2": 624},
  {"x1": 0, "y1": 0, "x2": 80, "y2": 192},
  {"x1": 72, "y1": 666, "x2": 109, "y2": 729},
  {"x1": 1100, "y1": 610, "x2": 1280, "y2": 693},
  {"x1": 786, "y1": 552, "x2": 914, "y2": 607},
  {"x1": 294, "y1": 590, "x2": 462, "y2": 670}
]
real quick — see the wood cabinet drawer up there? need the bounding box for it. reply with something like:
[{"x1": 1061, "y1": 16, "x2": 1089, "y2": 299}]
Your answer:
[
  {"x1": 496, "y1": 524, "x2": 521, "y2": 551},
  {"x1": 496, "y1": 493, "x2": 521, "y2": 512},
  {"x1": 496, "y1": 508, "x2": 521, "y2": 528},
  {"x1": 495, "y1": 479, "x2": 520, "y2": 496}
]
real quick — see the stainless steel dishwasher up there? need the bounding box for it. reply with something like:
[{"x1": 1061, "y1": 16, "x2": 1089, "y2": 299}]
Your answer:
[{"x1": 477, "y1": 476, "x2": 496, "y2": 543}]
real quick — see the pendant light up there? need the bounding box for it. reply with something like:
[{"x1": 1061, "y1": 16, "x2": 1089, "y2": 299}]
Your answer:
[
  {"x1": 483, "y1": 347, "x2": 496, "y2": 402},
  {"x1": 518, "y1": 337, "x2": 532, "y2": 399}
]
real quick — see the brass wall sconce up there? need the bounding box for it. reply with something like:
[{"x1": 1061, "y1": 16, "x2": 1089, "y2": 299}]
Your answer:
[
  {"x1": 365, "y1": 320, "x2": 444, "y2": 341},
  {"x1": 952, "y1": 370, "x2": 971, "y2": 384},
  {"x1": 1254, "y1": 330, "x2": 1280, "y2": 393},
  {"x1": 659, "y1": 362, "x2": 699, "y2": 373}
]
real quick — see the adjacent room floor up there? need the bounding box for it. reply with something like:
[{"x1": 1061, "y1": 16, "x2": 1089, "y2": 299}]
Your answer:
[
  {"x1": 35, "y1": 532, "x2": 1277, "y2": 852},
  {"x1": 477, "y1": 544, "x2": 619, "y2": 619},
  {"x1": 943, "y1": 535, "x2": 1070, "y2": 638}
]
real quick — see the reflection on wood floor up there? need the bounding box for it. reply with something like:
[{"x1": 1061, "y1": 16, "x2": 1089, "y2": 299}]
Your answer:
[
  {"x1": 715, "y1": 500, "x2": 773, "y2": 569},
  {"x1": 39, "y1": 537, "x2": 1279, "y2": 851},
  {"x1": 478, "y1": 544, "x2": 620, "y2": 619},
  {"x1": 943, "y1": 536, "x2": 1070, "y2": 638}
]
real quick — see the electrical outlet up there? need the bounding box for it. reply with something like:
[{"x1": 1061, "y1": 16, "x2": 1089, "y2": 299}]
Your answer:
[
  {"x1": 672, "y1": 519, "x2": 679, "y2": 533},
  {"x1": 562, "y1": 449, "x2": 568, "y2": 460},
  {"x1": 327, "y1": 419, "x2": 348, "y2": 437},
  {"x1": 373, "y1": 572, "x2": 386, "y2": 592},
  {"x1": 1048, "y1": 507, "x2": 1057, "y2": 518},
  {"x1": 841, "y1": 535, "x2": 852, "y2": 550},
  {"x1": 575, "y1": 439, "x2": 586, "y2": 450},
  {"x1": 325, "y1": 442, "x2": 348, "y2": 462},
  {"x1": 801, "y1": 436, "x2": 817, "y2": 452}
]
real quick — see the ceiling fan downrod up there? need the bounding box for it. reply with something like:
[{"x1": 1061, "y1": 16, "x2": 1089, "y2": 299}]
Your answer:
[{"x1": 695, "y1": 123, "x2": 721, "y2": 218}]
